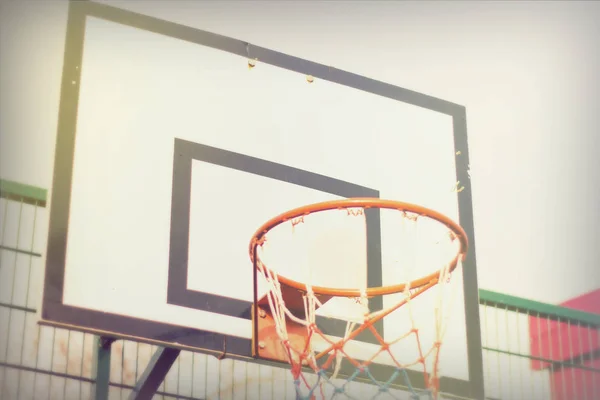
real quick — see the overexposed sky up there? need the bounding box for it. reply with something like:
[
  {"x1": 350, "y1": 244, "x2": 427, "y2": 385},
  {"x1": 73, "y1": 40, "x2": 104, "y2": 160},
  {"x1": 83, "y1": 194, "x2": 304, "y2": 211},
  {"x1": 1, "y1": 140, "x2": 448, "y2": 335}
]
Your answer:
[{"x1": 1, "y1": 0, "x2": 599, "y2": 306}]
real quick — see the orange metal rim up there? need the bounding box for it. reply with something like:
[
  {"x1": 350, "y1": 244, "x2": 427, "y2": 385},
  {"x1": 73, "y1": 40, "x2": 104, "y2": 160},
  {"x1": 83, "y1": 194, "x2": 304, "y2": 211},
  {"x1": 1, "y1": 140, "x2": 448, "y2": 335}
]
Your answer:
[{"x1": 249, "y1": 197, "x2": 468, "y2": 297}]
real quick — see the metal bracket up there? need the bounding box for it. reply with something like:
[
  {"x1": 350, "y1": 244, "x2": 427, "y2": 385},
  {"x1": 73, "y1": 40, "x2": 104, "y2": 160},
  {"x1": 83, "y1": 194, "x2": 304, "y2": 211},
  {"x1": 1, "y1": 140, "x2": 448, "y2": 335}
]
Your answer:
[
  {"x1": 254, "y1": 305, "x2": 308, "y2": 363},
  {"x1": 99, "y1": 337, "x2": 116, "y2": 349}
]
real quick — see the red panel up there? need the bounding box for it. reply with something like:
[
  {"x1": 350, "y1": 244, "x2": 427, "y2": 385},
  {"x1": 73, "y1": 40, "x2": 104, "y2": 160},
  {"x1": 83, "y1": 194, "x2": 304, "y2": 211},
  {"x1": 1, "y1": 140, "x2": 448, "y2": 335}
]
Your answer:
[
  {"x1": 549, "y1": 358, "x2": 600, "y2": 400},
  {"x1": 529, "y1": 289, "x2": 600, "y2": 370}
]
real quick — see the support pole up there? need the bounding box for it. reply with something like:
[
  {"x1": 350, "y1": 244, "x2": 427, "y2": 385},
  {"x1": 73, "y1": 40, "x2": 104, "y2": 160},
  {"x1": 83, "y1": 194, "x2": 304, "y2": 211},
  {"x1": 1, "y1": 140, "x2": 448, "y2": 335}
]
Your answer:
[
  {"x1": 128, "y1": 347, "x2": 181, "y2": 400},
  {"x1": 92, "y1": 336, "x2": 115, "y2": 400}
]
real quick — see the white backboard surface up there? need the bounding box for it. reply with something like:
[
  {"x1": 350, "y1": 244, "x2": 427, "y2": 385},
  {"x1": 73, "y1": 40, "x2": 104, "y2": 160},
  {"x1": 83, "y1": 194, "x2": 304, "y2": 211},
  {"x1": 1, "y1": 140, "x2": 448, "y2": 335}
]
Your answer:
[{"x1": 40, "y1": 4, "x2": 478, "y2": 396}]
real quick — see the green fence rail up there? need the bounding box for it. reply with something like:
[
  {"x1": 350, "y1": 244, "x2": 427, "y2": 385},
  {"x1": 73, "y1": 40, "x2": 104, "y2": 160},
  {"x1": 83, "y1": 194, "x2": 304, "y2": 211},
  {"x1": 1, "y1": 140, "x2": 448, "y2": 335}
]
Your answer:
[
  {"x1": 0, "y1": 179, "x2": 47, "y2": 207},
  {"x1": 1, "y1": 179, "x2": 599, "y2": 400}
]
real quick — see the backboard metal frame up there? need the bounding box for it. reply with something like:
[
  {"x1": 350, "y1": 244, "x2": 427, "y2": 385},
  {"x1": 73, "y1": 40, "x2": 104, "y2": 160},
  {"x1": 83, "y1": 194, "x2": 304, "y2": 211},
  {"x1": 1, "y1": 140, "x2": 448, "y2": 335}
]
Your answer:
[{"x1": 41, "y1": 1, "x2": 484, "y2": 398}]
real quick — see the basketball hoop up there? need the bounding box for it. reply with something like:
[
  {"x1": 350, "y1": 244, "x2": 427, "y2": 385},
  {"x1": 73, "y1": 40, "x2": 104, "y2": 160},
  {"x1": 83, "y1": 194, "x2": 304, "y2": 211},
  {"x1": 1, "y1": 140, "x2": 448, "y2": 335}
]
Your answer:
[{"x1": 249, "y1": 198, "x2": 468, "y2": 399}]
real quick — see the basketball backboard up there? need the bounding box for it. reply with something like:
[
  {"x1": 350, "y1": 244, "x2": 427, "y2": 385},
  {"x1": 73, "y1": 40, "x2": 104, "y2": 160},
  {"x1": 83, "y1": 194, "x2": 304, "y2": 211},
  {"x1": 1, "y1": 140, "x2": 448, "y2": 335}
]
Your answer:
[{"x1": 42, "y1": 1, "x2": 483, "y2": 398}]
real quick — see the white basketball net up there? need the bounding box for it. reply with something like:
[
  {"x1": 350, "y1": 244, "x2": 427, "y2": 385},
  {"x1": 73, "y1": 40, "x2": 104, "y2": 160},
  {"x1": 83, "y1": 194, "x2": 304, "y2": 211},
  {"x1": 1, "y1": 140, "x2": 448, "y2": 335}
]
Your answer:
[{"x1": 254, "y1": 207, "x2": 464, "y2": 400}]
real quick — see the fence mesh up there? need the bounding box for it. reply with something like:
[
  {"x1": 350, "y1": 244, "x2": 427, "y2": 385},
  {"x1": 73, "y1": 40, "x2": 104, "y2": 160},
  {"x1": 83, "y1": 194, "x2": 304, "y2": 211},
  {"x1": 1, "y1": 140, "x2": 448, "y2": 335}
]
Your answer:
[
  {"x1": 1, "y1": 179, "x2": 598, "y2": 399},
  {"x1": 480, "y1": 290, "x2": 600, "y2": 400}
]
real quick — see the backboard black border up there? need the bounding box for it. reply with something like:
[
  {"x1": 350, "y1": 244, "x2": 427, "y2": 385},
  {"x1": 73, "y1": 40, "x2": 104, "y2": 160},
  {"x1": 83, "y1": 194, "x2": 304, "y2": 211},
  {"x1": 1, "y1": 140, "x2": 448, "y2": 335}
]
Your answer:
[{"x1": 42, "y1": 1, "x2": 484, "y2": 398}]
